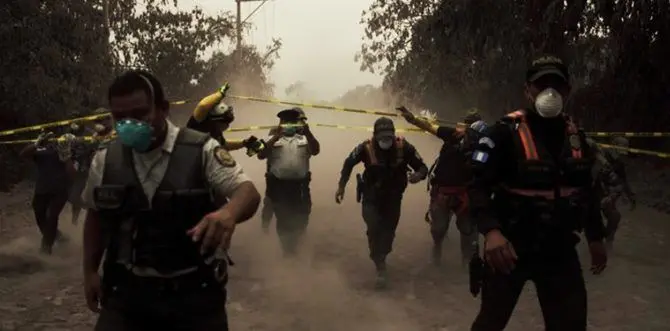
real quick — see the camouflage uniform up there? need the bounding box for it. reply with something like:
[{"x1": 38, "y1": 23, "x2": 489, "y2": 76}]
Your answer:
[{"x1": 590, "y1": 137, "x2": 636, "y2": 248}]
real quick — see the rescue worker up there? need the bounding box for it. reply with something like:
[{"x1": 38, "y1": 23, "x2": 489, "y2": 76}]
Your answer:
[
  {"x1": 335, "y1": 117, "x2": 428, "y2": 288},
  {"x1": 468, "y1": 56, "x2": 608, "y2": 330},
  {"x1": 260, "y1": 108, "x2": 309, "y2": 232},
  {"x1": 257, "y1": 107, "x2": 319, "y2": 255},
  {"x1": 19, "y1": 130, "x2": 75, "y2": 254},
  {"x1": 590, "y1": 136, "x2": 636, "y2": 249},
  {"x1": 67, "y1": 122, "x2": 98, "y2": 225},
  {"x1": 186, "y1": 84, "x2": 260, "y2": 153},
  {"x1": 81, "y1": 70, "x2": 261, "y2": 330},
  {"x1": 400, "y1": 107, "x2": 486, "y2": 266}
]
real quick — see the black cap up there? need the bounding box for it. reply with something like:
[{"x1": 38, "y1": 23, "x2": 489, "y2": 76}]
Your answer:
[
  {"x1": 277, "y1": 108, "x2": 301, "y2": 120},
  {"x1": 526, "y1": 55, "x2": 569, "y2": 83},
  {"x1": 373, "y1": 117, "x2": 395, "y2": 139}
]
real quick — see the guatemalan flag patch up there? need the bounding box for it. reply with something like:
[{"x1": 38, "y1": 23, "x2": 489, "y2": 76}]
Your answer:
[{"x1": 472, "y1": 150, "x2": 489, "y2": 163}]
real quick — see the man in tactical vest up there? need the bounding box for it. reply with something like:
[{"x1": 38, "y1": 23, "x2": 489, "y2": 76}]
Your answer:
[
  {"x1": 591, "y1": 136, "x2": 636, "y2": 250},
  {"x1": 81, "y1": 70, "x2": 261, "y2": 331},
  {"x1": 400, "y1": 107, "x2": 487, "y2": 266},
  {"x1": 186, "y1": 83, "x2": 262, "y2": 154},
  {"x1": 335, "y1": 117, "x2": 428, "y2": 288},
  {"x1": 257, "y1": 107, "x2": 319, "y2": 256},
  {"x1": 467, "y1": 56, "x2": 608, "y2": 330}
]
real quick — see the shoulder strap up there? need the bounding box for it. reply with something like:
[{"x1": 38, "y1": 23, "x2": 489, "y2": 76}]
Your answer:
[
  {"x1": 502, "y1": 109, "x2": 539, "y2": 160},
  {"x1": 364, "y1": 139, "x2": 378, "y2": 165},
  {"x1": 175, "y1": 127, "x2": 210, "y2": 146},
  {"x1": 160, "y1": 129, "x2": 208, "y2": 190},
  {"x1": 395, "y1": 136, "x2": 405, "y2": 162}
]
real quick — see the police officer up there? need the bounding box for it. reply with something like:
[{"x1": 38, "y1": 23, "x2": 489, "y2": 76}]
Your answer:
[
  {"x1": 186, "y1": 84, "x2": 260, "y2": 153},
  {"x1": 67, "y1": 122, "x2": 99, "y2": 225},
  {"x1": 19, "y1": 129, "x2": 75, "y2": 253},
  {"x1": 259, "y1": 109, "x2": 309, "y2": 233},
  {"x1": 468, "y1": 56, "x2": 608, "y2": 330},
  {"x1": 81, "y1": 70, "x2": 261, "y2": 330},
  {"x1": 256, "y1": 107, "x2": 319, "y2": 256},
  {"x1": 592, "y1": 136, "x2": 636, "y2": 249},
  {"x1": 335, "y1": 117, "x2": 428, "y2": 288},
  {"x1": 401, "y1": 107, "x2": 487, "y2": 266}
]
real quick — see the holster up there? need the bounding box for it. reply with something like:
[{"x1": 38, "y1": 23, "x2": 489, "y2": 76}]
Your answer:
[
  {"x1": 468, "y1": 242, "x2": 484, "y2": 297},
  {"x1": 356, "y1": 173, "x2": 364, "y2": 203}
]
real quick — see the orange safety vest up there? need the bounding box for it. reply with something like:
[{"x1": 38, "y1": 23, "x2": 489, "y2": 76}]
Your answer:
[
  {"x1": 364, "y1": 136, "x2": 405, "y2": 166},
  {"x1": 502, "y1": 110, "x2": 591, "y2": 199}
]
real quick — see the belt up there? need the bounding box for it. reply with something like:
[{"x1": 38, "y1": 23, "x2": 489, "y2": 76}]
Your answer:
[{"x1": 502, "y1": 185, "x2": 582, "y2": 199}]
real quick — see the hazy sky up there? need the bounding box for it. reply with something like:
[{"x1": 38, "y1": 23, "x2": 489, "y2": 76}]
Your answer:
[{"x1": 177, "y1": 0, "x2": 382, "y2": 100}]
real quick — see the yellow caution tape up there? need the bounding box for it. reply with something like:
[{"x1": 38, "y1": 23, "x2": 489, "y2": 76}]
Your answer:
[
  {"x1": 597, "y1": 143, "x2": 670, "y2": 158},
  {"x1": 0, "y1": 135, "x2": 114, "y2": 145},
  {"x1": 0, "y1": 113, "x2": 111, "y2": 137},
  {"x1": 227, "y1": 95, "x2": 459, "y2": 125},
  {"x1": 223, "y1": 123, "x2": 426, "y2": 134},
  {"x1": 586, "y1": 132, "x2": 670, "y2": 137}
]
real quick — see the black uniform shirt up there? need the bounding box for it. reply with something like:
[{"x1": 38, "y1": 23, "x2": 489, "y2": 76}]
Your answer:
[
  {"x1": 339, "y1": 138, "x2": 428, "y2": 191},
  {"x1": 432, "y1": 126, "x2": 473, "y2": 187},
  {"x1": 469, "y1": 110, "x2": 606, "y2": 242},
  {"x1": 33, "y1": 146, "x2": 70, "y2": 194}
]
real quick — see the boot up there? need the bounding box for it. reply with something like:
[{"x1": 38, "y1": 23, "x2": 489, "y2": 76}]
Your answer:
[
  {"x1": 40, "y1": 239, "x2": 52, "y2": 255},
  {"x1": 374, "y1": 259, "x2": 388, "y2": 289},
  {"x1": 431, "y1": 242, "x2": 443, "y2": 266}
]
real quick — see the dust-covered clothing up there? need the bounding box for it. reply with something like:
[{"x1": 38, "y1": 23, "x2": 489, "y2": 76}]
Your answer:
[
  {"x1": 264, "y1": 133, "x2": 313, "y2": 255},
  {"x1": 339, "y1": 137, "x2": 427, "y2": 263}
]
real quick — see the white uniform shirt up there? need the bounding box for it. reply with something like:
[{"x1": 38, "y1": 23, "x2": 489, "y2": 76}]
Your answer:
[
  {"x1": 81, "y1": 119, "x2": 251, "y2": 276},
  {"x1": 267, "y1": 134, "x2": 311, "y2": 179}
]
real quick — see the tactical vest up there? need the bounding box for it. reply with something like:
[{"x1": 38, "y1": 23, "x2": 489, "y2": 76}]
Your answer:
[
  {"x1": 361, "y1": 137, "x2": 408, "y2": 193},
  {"x1": 502, "y1": 110, "x2": 593, "y2": 198},
  {"x1": 94, "y1": 129, "x2": 217, "y2": 274}
]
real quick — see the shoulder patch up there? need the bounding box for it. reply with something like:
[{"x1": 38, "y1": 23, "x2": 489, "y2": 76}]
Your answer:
[
  {"x1": 214, "y1": 146, "x2": 237, "y2": 167},
  {"x1": 478, "y1": 137, "x2": 495, "y2": 149},
  {"x1": 472, "y1": 150, "x2": 489, "y2": 163}
]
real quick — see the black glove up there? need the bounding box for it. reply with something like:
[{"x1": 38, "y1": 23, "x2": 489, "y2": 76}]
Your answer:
[{"x1": 243, "y1": 136, "x2": 258, "y2": 148}]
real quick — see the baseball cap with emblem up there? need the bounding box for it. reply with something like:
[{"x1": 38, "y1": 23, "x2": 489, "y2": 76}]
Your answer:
[
  {"x1": 526, "y1": 55, "x2": 570, "y2": 83},
  {"x1": 373, "y1": 117, "x2": 395, "y2": 139}
]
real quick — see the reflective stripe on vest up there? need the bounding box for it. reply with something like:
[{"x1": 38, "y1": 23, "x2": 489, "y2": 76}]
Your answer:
[
  {"x1": 506, "y1": 110, "x2": 582, "y2": 160},
  {"x1": 503, "y1": 110, "x2": 584, "y2": 198},
  {"x1": 501, "y1": 184, "x2": 581, "y2": 199},
  {"x1": 364, "y1": 137, "x2": 405, "y2": 165}
]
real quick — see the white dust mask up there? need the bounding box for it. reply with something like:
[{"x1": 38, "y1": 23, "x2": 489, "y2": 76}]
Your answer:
[
  {"x1": 377, "y1": 138, "x2": 393, "y2": 150},
  {"x1": 534, "y1": 88, "x2": 564, "y2": 118}
]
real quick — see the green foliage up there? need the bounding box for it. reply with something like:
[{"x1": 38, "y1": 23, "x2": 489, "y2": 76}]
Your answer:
[
  {"x1": 0, "y1": 0, "x2": 280, "y2": 189},
  {"x1": 359, "y1": 0, "x2": 670, "y2": 133}
]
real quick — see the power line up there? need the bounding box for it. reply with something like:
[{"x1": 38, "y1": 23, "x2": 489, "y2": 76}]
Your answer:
[{"x1": 242, "y1": 0, "x2": 270, "y2": 24}]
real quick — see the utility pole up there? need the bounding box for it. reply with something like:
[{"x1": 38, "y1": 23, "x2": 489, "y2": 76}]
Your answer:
[{"x1": 235, "y1": 0, "x2": 264, "y2": 51}]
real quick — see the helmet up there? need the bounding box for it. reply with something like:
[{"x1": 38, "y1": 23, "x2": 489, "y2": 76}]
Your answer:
[
  {"x1": 294, "y1": 107, "x2": 307, "y2": 121},
  {"x1": 209, "y1": 102, "x2": 235, "y2": 123}
]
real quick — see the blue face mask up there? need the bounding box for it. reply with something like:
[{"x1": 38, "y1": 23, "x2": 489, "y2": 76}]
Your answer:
[{"x1": 114, "y1": 118, "x2": 154, "y2": 152}]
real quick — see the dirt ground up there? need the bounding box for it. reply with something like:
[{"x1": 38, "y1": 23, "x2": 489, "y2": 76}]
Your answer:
[{"x1": 1, "y1": 107, "x2": 669, "y2": 331}]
